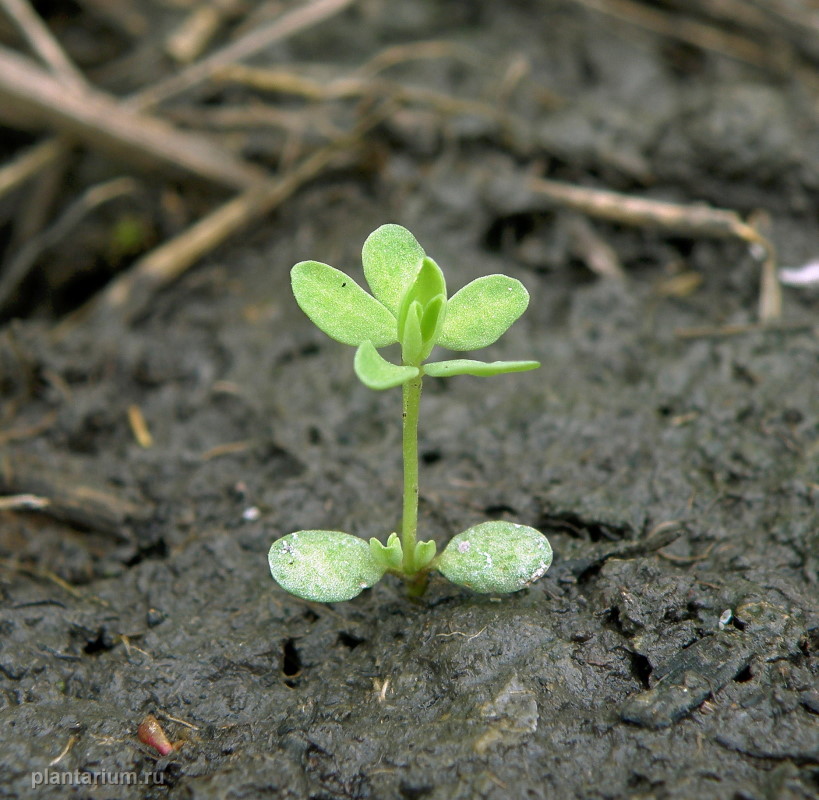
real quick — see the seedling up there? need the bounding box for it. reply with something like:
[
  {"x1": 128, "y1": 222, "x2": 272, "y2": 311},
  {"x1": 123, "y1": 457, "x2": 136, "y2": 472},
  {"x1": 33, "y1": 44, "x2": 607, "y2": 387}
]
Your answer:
[{"x1": 269, "y1": 224, "x2": 552, "y2": 601}]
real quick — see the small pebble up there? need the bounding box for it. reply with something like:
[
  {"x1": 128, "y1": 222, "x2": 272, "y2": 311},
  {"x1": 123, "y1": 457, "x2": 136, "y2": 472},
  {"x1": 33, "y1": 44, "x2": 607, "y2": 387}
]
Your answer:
[
  {"x1": 242, "y1": 506, "x2": 261, "y2": 521},
  {"x1": 146, "y1": 608, "x2": 166, "y2": 627}
]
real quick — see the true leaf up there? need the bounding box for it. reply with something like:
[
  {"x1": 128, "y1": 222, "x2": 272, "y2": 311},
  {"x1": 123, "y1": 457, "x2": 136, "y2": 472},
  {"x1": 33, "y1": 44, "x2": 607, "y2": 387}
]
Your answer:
[
  {"x1": 424, "y1": 359, "x2": 540, "y2": 378},
  {"x1": 414, "y1": 539, "x2": 437, "y2": 570},
  {"x1": 362, "y1": 224, "x2": 426, "y2": 315},
  {"x1": 370, "y1": 532, "x2": 404, "y2": 571},
  {"x1": 355, "y1": 342, "x2": 419, "y2": 390},
  {"x1": 409, "y1": 257, "x2": 447, "y2": 311},
  {"x1": 438, "y1": 275, "x2": 529, "y2": 351},
  {"x1": 292, "y1": 261, "x2": 397, "y2": 347},
  {"x1": 400, "y1": 301, "x2": 424, "y2": 366},
  {"x1": 269, "y1": 530, "x2": 385, "y2": 602},
  {"x1": 396, "y1": 257, "x2": 446, "y2": 340},
  {"x1": 437, "y1": 521, "x2": 552, "y2": 594},
  {"x1": 419, "y1": 294, "x2": 446, "y2": 357}
]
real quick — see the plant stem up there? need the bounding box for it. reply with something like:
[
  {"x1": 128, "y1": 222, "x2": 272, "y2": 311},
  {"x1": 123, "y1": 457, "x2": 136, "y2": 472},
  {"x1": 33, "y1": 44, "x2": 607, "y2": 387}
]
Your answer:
[{"x1": 401, "y1": 373, "x2": 422, "y2": 574}]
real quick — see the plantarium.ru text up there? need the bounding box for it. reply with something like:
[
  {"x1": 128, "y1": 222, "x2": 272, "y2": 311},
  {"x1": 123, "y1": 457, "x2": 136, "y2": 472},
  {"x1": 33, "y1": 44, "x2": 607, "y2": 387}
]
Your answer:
[{"x1": 268, "y1": 224, "x2": 552, "y2": 601}]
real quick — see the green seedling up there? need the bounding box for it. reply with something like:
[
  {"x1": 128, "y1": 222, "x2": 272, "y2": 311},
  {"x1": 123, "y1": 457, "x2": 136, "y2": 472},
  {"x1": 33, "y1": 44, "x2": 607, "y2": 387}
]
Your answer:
[{"x1": 269, "y1": 224, "x2": 552, "y2": 602}]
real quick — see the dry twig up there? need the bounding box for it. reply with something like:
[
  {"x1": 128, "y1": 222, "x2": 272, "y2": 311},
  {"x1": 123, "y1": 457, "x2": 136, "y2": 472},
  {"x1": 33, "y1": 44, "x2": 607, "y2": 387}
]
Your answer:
[
  {"x1": 0, "y1": 177, "x2": 141, "y2": 312},
  {"x1": 127, "y1": 0, "x2": 357, "y2": 110},
  {"x1": 0, "y1": 46, "x2": 267, "y2": 189},
  {"x1": 0, "y1": 452, "x2": 151, "y2": 538},
  {"x1": 0, "y1": 139, "x2": 64, "y2": 201},
  {"x1": 674, "y1": 320, "x2": 816, "y2": 340},
  {"x1": 0, "y1": 0, "x2": 82, "y2": 250},
  {"x1": 526, "y1": 176, "x2": 780, "y2": 320},
  {"x1": 63, "y1": 105, "x2": 393, "y2": 331},
  {"x1": 0, "y1": 0, "x2": 87, "y2": 88},
  {"x1": 165, "y1": 0, "x2": 246, "y2": 64},
  {"x1": 216, "y1": 63, "x2": 521, "y2": 123},
  {"x1": 568, "y1": 0, "x2": 779, "y2": 70},
  {"x1": 0, "y1": 0, "x2": 370, "y2": 330},
  {"x1": 0, "y1": 493, "x2": 49, "y2": 511}
]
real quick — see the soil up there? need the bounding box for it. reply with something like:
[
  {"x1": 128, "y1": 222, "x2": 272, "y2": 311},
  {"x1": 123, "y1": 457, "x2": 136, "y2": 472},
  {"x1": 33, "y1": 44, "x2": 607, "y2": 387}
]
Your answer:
[{"x1": 1, "y1": 1, "x2": 818, "y2": 799}]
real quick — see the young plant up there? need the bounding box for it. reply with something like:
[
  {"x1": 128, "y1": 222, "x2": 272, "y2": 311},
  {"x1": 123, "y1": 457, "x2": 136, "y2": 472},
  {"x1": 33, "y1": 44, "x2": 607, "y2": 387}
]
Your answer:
[{"x1": 269, "y1": 224, "x2": 552, "y2": 601}]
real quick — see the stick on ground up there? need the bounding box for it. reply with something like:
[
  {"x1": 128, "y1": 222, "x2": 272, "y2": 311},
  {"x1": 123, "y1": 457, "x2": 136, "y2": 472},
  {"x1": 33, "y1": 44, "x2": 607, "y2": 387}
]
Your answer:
[
  {"x1": 61, "y1": 107, "x2": 392, "y2": 332},
  {"x1": 0, "y1": 45, "x2": 267, "y2": 189},
  {"x1": 526, "y1": 176, "x2": 780, "y2": 320}
]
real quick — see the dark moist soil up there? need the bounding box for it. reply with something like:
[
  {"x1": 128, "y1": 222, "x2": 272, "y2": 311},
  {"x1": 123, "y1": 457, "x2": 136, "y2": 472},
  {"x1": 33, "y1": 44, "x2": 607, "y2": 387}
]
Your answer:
[{"x1": 2, "y1": 2, "x2": 819, "y2": 799}]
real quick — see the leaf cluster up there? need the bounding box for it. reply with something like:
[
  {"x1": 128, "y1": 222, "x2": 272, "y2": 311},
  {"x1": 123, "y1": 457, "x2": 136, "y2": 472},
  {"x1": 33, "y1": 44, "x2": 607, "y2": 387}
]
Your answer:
[
  {"x1": 269, "y1": 522, "x2": 553, "y2": 603},
  {"x1": 291, "y1": 224, "x2": 539, "y2": 387}
]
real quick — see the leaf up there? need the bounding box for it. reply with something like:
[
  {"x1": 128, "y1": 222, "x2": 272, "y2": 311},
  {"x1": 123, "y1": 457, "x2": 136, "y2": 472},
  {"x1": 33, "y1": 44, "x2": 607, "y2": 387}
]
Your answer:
[
  {"x1": 269, "y1": 530, "x2": 386, "y2": 602},
  {"x1": 370, "y1": 532, "x2": 404, "y2": 571},
  {"x1": 355, "y1": 342, "x2": 419, "y2": 390},
  {"x1": 408, "y1": 257, "x2": 447, "y2": 313},
  {"x1": 292, "y1": 261, "x2": 397, "y2": 347},
  {"x1": 399, "y1": 301, "x2": 424, "y2": 366},
  {"x1": 437, "y1": 521, "x2": 552, "y2": 594},
  {"x1": 424, "y1": 359, "x2": 540, "y2": 378},
  {"x1": 362, "y1": 224, "x2": 426, "y2": 315},
  {"x1": 419, "y1": 294, "x2": 446, "y2": 359},
  {"x1": 396, "y1": 257, "x2": 446, "y2": 343},
  {"x1": 438, "y1": 275, "x2": 530, "y2": 351},
  {"x1": 414, "y1": 539, "x2": 437, "y2": 570}
]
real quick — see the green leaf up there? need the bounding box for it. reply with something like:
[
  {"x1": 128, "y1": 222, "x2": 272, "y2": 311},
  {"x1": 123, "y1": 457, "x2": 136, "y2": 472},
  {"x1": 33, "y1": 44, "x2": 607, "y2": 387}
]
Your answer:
[
  {"x1": 409, "y1": 257, "x2": 447, "y2": 311},
  {"x1": 292, "y1": 261, "x2": 397, "y2": 347},
  {"x1": 424, "y1": 359, "x2": 540, "y2": 378},
  {"x1": 354, "y1": 342, "x2": 419, "y2": 390},
  {"x1": 370, "y1": 532, "x2": 404, "y2": 571},
  {"x1": 414, "y1": 539, "x2": 437, "y2": 570},
  {"x1": 396, "y1": 257, "x2": 446, "y2": 342},
  {"x1": 400, "y1": 301, "x2": 424, "y2": 366},
  {"x1": 437, "y1": 521, "x2": 552, "y2": 594},
  {"x1": 438, "y1": 275, "x2": 530, "y2": 351},
  {"x1": 269, "y1": 530, "x2": 386, "y2": 602},
  {"x1": 419, "y1": 294, "x2": 446, "y2": 358},
  {"x1": 362, "y1": 224, "x2": 426, "y2": 315}
]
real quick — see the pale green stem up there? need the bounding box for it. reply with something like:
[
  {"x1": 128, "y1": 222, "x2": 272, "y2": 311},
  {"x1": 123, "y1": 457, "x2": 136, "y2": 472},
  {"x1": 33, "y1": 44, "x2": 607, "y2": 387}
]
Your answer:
[{"x1": 401, "y1": 373, "x2": 423, "y2": 574}]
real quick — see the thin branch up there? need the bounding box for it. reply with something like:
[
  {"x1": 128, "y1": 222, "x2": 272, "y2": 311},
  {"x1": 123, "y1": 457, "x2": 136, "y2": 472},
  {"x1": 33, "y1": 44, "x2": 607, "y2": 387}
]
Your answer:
[
  {"x1": 0, "y1": 45, "x2": 267, "y2": 189},
  {"x1": 0, "y1": 0, "x2": 87, "y2": 87},
  {"x1": 567, "y1": 0, "x2": 777, "y2": 69},
  {"x1": 0, "y1": 138, "x2": 64, "y2": 200},
  {"x1": 61, "y1": 104, "x2": 394, "y2": 331},
  {"x1": 0, "y1": 451, "x2": 151, "y2": 538},
  {"x1": 216, "y1": 64, "x2": 525, "y2": 126},
  {"x1": 126, "y1": 0, "x2": 357, "y2": 111},
  {"x1": 0, "y1": 177, "x2": 140, "y2": 312},
  {"x1": 0, "y1": 0, "x2": 81, "y2": 248},
  {"x1": 0, "y1": 493, "x2": 50, "y2": 511},
  {"x1": 527, "y1": 175, "x2": 780, "y2": 320},
  {"x1": 165, "y1": 0, "x2": 245, "y2": 64}
]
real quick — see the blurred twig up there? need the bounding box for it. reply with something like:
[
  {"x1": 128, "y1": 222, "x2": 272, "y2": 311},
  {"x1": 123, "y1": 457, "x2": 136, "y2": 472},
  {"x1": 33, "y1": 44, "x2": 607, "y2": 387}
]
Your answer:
[
  {"x1": 0, "y1": 0, "x2": 87, "y2": 87},
  {"x1": 165, "y1": 0, "x2": 246, "y2": 64},
  {"x1": 60, "y1": 103, "x2": 395, "y2": 332},
  {"x1": 567, "y1": 0, "x2": 779, "y2": 69},
  {"x1": 0, "y1": 139, "x2": 64, "y2": 200},
  {"x1": 217, "y1": 63, "x2": 517, "y2": 121},
  {"x1": 0, "y1": 46, "x2": 267, "y2": 189},
  {"x1": 127, "y1": 0, "x2": 357, "y2": 110},
  {"x1": 526, "y1": 175, "x2": 780, "y2": 320},
  {"x1": 0, "y1": 493, "x2": 49, "y2": 510},
  {"x1": 0, "y1": 177, "x2": 141, "y2": 313},
  {"x1": 0, "y1": 0, "x2": 82, "y2": 256},
  {"x1": 0, "y1": 451, "x2": 151, "y2": 538}
]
